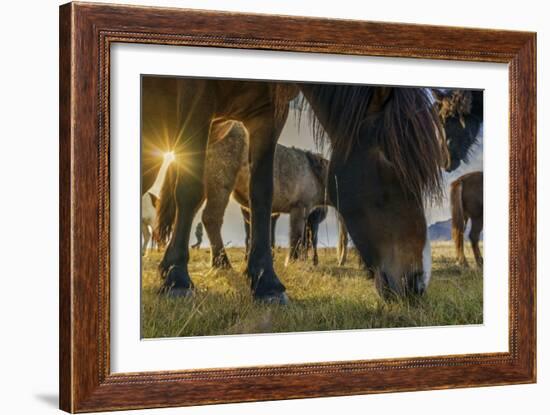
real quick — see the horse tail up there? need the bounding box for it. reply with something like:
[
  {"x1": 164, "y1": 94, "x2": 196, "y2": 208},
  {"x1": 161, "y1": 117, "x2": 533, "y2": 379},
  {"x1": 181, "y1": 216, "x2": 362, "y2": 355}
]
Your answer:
[
  {"x1": 154, "y1": 163, "x2": 177, "y2": 246},
  {"x1": 450, "y1": 178, "x2": 465, "y2": 246},
  {"x1": 337, "y1": 213, "x2": 348, "y2": 266}
]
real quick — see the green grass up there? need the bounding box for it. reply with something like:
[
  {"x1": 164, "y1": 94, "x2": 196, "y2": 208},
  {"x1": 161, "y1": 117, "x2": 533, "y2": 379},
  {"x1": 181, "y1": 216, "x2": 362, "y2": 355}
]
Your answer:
[{"x1": 141, "y1": 241, "x2": 483, "y2": 338}]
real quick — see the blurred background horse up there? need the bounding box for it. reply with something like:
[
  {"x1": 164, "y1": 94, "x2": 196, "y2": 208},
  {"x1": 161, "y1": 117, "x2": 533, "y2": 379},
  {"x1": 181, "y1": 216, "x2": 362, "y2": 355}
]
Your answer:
[{"x1": 450, "y1": 171, "x2": 483, "y2": 268}]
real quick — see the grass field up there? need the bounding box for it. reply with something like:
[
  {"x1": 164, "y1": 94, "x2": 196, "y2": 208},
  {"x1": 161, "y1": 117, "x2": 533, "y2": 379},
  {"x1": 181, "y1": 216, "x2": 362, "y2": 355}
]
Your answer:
[{"x1": 141, "y1": 241, "x2": 483, "y2": 338}]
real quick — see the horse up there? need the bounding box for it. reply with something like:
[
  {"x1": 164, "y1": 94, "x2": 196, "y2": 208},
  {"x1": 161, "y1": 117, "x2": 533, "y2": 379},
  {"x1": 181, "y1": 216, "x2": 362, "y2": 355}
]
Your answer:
[
  {"x1": 157, "y1": 120, "x2": 344, "y2": 269},
  {"x1": 432, "y1": 89, "x2": 483, "y2": 171},
  {"x1": 141, "y1": 192, "x2": 158, "y2": 256},
  {"x1": 450, "y1": 171, "x2": 483, "y2": 268},
  {"x1": 242, "y1": 206, "x2": 342, "y2": 267},
  {"x1": 143, "y1": 77, "x2": 447, "y2": 302},
  {"x1": 303, "y1": 207, "x2": 347, "y2": 266},
  {"x1": 141, "y1": 152, "x2": 175, "y2": 255},
  {"x1": 294, "y1": 207, "x2": 349, "y2": 267},
  {"x1": 143, "y1": 78, "x2": 299, "y2": 303},
  {"x1": 241, "y1": 208, "x2": 280, "y2": 254},
  {"x1": 299, "y1": 84, "x2": 448, "y2": 298}
]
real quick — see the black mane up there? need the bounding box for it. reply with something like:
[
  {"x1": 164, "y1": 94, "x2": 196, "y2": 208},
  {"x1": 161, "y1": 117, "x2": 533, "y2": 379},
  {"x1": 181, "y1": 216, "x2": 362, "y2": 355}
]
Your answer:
[{"x1": 299, "y1": 84, "x2": 447, "y2": 203}]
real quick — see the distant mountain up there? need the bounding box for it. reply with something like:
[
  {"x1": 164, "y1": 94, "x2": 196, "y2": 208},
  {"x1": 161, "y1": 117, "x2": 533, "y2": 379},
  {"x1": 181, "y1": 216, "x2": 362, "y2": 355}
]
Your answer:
[
  {"x1": 428, "y1": 219, "x2": 452, "y2": 241},
  {"x1": 428, "y1": 219, "x2": 483, "y2": 241}
]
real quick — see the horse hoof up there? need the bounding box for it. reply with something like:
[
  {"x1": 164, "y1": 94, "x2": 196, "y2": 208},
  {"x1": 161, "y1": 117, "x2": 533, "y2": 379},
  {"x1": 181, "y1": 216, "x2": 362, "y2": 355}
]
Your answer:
[{"x1": 256, "y1": 292, "x2": 289, "y2": 305}]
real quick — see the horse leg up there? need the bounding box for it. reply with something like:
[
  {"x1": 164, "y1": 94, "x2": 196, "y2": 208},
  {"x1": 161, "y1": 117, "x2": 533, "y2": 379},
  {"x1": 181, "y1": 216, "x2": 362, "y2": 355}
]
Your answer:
[
  {"x1": 301, "y1": 208, "x2": 309, "y2": 261},
  {"x1": 453, "y1": 216, "x2": 469, "y2": 267},
  {"x1": 469, "y1": 216, "x2": 483, "y2": 268},
  {"x1": 202, "y1": 189, "x2": 232, "y2": 269},
  {"x1": 311, "y1": 219, "x2": 320, "y2": 266},
  {"x1": 243, "y1": 114, "x2": 287, "y2": 303},
  {"x1": 241, "y1": 207, "x2": 251, "y2": 260},
  {"x1": 286, "y1": 206, "x2": 307, "y2": 266},
  {"x1": 141, "y1": 221, "x2": 150, "y2": 257},
  {"x1": 337, "y1": 214, "x2": 348, "y2": 266},
  {"x1": 158, "y1": 117, "x2": 211, "y2": 297}
]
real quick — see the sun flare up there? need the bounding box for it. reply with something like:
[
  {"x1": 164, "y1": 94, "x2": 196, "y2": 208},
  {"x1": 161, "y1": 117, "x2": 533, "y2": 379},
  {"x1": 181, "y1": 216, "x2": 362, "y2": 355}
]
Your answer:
[{"x1": 164, "y1": 151, "x2": 175, "y2": 164}]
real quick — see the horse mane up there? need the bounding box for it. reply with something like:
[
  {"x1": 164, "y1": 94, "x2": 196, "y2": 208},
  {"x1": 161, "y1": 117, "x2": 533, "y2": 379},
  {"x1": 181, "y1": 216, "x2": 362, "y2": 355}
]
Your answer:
[
  {"x1": 301, "y1": 85, "x2": 446, "y2": 203},
  {"x1": 434, "y1": 89, "x2": 483, "y2": 164},
  {"x1": 304, "y1": 151, "x2": 329, "y2": 188},
  {"x1": 436, "y1": 90, "x2": 472, "y2": 121}
]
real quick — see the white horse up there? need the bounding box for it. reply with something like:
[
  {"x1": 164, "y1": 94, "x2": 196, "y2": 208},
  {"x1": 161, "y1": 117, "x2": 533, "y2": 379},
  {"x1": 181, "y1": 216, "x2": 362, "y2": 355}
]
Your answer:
[
  {"x1": 141, "y1": 192, "x2": 158, "y2": 256},
  {"x1": 141, "y1": 153, "x2": 174, "y2": 256}
]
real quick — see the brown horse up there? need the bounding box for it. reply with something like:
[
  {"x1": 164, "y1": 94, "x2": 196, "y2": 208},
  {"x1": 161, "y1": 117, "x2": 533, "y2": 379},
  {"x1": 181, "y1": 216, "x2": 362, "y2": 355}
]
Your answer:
[
  {"x1": 450, "y1": 171, "x2": 483, "y2": 268},
  {"x1": 299, "y1": 84, "x2": 448, "y2": 298},
  {"x1": 143, "y1": 77, "x2": 298, "y2": 303},
  {"x1": 143, "y1": 77, "x2": 447, "y2": 301}
]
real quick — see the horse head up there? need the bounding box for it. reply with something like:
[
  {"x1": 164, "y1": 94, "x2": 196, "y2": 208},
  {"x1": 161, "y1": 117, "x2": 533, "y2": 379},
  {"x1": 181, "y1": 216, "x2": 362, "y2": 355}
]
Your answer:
[
  {"x1": 432, "y1": 89, "x2": 483, "y2": 172},
  {"x1": 301, "y1": 85, "x2": 446, "y2": 299}
]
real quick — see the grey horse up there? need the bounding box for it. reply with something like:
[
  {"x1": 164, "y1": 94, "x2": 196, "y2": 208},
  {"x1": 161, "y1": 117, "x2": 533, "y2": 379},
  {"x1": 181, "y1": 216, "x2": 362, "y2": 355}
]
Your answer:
[{"x1": 157, "y1": 120, "x2": 347, "y2": 270}]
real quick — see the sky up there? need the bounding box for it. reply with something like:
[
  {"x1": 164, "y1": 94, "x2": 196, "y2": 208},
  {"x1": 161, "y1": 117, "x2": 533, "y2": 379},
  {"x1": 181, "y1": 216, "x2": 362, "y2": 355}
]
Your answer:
[{"x1": 180, "y1": 105, "x2": 483, "y2": 248}]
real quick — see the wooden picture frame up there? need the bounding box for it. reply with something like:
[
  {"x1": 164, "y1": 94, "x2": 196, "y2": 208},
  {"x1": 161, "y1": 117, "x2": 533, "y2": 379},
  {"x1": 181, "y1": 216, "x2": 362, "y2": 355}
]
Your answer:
[{"x1": 59, "y1": 2, "x2": 536, "y2": 412}]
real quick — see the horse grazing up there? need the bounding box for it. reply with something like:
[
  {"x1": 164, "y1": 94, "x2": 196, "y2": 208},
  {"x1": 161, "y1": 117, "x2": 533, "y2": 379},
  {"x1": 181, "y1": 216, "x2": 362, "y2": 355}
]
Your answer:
[
  {"x1": 300, "y1": 84, "x2": 448, "y2": 298},
  {"x1": 143, "y1": 76, "x2": 447, "y2": 302},
  {"x1": 157, "y1": 120, "x2": 340, "y2": 269},
  {"x1": 450, "y1": 171, "x2": 483, "y2": 268},
  {"x1": 432, "y1": 89, "x2": 483, "y2": 171}
]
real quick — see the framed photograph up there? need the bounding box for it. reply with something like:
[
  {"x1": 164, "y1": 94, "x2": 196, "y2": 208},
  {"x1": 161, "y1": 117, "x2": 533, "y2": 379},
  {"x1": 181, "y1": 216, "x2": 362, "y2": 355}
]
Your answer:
[{"x1": 59, "y1": 2, "x2": 536, "y2": 412}]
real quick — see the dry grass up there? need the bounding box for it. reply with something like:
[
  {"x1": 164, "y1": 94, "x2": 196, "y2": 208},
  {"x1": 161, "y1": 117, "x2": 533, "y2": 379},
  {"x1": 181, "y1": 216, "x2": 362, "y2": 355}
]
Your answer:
[{"x1": 141, "y1": 241, "x2": 483, "y2": 338}]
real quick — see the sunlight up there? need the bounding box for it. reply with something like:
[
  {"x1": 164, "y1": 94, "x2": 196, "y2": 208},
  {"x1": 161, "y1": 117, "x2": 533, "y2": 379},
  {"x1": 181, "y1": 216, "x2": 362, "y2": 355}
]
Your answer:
[{"x1": 164, "y1": 151, "x2": 175, "y2": 164}]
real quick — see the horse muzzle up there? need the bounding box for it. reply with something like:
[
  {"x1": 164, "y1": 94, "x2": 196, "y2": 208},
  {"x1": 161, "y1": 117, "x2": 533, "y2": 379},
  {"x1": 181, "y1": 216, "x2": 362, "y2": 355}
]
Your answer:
[
  {"x1": 376, "y1": 270, "x2": 427, "y2": 300},
  {"x1": 406, "y1": 271, "x2": 427, "y2": 296}
]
